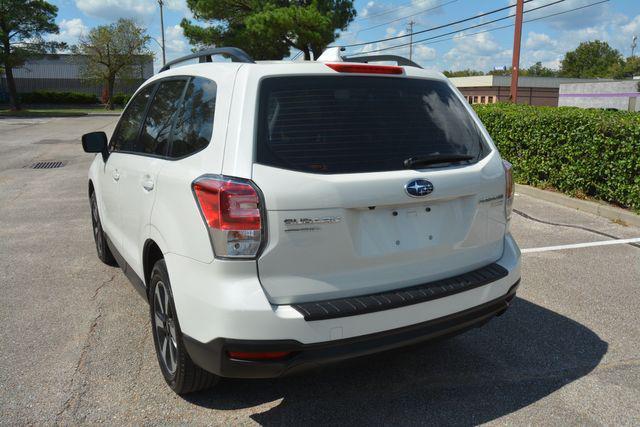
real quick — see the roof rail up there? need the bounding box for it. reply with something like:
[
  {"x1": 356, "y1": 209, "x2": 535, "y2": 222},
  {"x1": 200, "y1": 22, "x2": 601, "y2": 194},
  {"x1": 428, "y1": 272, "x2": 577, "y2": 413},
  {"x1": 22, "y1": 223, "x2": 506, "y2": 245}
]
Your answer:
[
  {"x1": 343, "y1": 55, "x2": 422, "y2": 69},
  {"x1": 159, "y1": 47, "x2": 255, "y2": 72}
]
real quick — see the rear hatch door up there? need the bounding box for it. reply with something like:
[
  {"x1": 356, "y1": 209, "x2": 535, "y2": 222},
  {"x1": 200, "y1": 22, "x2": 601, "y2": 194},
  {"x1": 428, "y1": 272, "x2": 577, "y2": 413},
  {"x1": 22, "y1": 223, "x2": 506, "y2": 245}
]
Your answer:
[{"x1": 252, "y1": 74, "x2": 507, "y2": 304}]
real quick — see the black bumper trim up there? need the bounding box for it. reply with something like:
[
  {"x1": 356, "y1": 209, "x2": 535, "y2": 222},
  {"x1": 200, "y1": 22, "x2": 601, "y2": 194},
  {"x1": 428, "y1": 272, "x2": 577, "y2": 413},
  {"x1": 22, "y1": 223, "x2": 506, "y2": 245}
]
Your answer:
[
  {"x1": 291, "y1": 263, "x2": 509, "y2": 321},
  {"x1": 182, "y1": 279, "x2": 520, "y2": 379}
]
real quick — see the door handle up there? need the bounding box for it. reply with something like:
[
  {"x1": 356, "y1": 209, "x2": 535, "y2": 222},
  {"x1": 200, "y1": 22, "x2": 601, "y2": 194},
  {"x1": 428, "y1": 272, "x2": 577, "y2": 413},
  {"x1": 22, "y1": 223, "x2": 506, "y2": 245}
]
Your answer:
[
  {"x1": 112, "y1": 169, "x2": 120, "y2": 182},
  {"x1": 142, "y1": 178, "x2": 154, "y2": 191}
]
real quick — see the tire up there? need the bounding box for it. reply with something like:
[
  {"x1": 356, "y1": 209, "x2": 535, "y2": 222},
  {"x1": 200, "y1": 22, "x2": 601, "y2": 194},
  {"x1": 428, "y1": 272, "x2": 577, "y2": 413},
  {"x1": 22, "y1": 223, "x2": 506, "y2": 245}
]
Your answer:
[
  {"x1": 149, "y1": 259, "x2": 219, "y2": 394},
  {"x1": 90, "y1": 191, "x2": 117, "y2": 266}
]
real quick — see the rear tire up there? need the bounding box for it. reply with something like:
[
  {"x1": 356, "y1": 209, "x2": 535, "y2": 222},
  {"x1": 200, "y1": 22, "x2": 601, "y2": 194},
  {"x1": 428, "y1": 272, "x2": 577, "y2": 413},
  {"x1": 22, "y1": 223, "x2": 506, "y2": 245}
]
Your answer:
[
  {"x1": 149, "y1": 259, "x2": 219, "y2": 394},
  {"x1": 90, "y1": 191, "x2": 117, "y2": 266}
]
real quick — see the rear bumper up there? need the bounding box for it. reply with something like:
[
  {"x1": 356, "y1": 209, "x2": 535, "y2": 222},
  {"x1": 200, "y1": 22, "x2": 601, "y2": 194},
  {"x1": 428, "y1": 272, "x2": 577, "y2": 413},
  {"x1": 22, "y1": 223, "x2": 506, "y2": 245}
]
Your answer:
[
  {"x1": 183, "y1": 280, "x2": 520, "y2": 378},
  {"x1": 168, "y1": 233, "x2": 521, "y2": 376}
]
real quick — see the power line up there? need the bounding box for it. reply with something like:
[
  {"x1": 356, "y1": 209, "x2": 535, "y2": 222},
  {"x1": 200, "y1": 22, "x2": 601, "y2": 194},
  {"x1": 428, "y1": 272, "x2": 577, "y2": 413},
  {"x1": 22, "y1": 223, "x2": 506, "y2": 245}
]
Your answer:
[
  {"x1": 426, "y1": 0, "x2": 610, "y2": 47},
  {"x1": 350, "y1": 0, "x2": 458, "y2": 36},
  {"x1": 352, "y1": 0, "x2": 565, "y2": 54},
  {"x1": 298, "y1": 0, "x2": 456, "y2": 60},
  {"x1": 340, "y1": 0, "x2": 536, "y2": 48},
  {"x1": 349, "y1": 0, "x2": 566, "y2": 55},
  {"x1": 357, "y1": 0, "x2": 609, "y2": 55}
]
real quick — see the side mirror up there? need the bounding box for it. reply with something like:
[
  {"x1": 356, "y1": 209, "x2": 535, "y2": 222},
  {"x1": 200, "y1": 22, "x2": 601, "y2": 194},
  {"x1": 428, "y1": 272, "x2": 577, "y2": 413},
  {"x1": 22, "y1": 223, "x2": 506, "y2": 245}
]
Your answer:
[{"x1": 82, "y1": 131, "x2": 109, "y2": 162}]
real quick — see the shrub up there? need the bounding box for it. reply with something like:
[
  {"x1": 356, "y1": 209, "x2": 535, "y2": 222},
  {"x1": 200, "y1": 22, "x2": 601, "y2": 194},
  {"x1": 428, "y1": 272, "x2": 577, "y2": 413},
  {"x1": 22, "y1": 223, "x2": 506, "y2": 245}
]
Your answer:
[
  {"x1": 474, "y1": 103, "x2": 640, "y2": 212},
  {"x1": 111, "y1": 93, "x2": 132, "y2": 106},
  {"x1": 18, "y1": 90, "x2": 99, "y2": 104}
]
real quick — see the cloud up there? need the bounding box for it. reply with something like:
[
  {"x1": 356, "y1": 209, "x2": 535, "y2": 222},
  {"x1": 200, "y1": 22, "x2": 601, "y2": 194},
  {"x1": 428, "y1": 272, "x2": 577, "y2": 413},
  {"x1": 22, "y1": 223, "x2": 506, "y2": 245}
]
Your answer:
[
  {"x1": 151, "y1": 24, "x2": 190, "y2": 71},
  {"x1": 165, "y1": 24, "x2": 187, "y2": 53},
  {"x1": 344, "y1": 1, "x2": 635, "y2": 72},
  {"x1": 509, "y1": 0, "x2": 611, "y2": 30},
  {"x1": 621, "y1": 14, "x2": 640, "y2": 36},
  {"x1": 163, "y1": 0, "x2": 189, "y2": 12},
  {"x1": 75, "y1": 0, "x2": 156, "y2": 22},
  {"x1": 354, "y1": 26, "x2": 436, "y2": 66},
  {"x1": 414, "y1": 44, "x2": 437, "y2": 62},
  {"x1": 360, "y1": 0, "x2": 447, "y2": 22},
  {"x1": 162, "y1": 0, "x2": 193, "y2": 18},
  {"x1": 353, "y1": 0, "x2": 452, "y2": 38},
  {"x1": 525, "y1": 13, "x2": 636, "y2": 67},
  {"x1": 442, "y1": 32, "x2": 511, "y2": 71},
  {"x1": 47, "y1": 18, "x2": 88, "y2": 48},
  {"x1": 525, "y1": 31, "x2": 556, "y2": 49}
]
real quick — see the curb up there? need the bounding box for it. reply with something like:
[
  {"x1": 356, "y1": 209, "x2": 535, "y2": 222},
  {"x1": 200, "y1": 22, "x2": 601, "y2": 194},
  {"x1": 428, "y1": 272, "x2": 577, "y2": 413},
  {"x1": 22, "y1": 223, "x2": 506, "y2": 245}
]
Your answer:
[{"x1": 515, "y1": 184, "x2": 640, "y2": 228}]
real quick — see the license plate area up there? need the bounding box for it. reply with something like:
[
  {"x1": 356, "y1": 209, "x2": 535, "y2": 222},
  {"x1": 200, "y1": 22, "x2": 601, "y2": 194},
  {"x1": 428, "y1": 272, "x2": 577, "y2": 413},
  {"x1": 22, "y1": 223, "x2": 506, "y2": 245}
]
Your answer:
[{"x1": 354, "y1": 203, "x2": 448, "y2": 256}]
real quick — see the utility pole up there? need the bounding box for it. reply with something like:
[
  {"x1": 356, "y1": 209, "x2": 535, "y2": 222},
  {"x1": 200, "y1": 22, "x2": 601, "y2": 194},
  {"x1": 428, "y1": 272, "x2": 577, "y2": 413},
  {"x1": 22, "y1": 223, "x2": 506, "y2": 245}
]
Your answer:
[
  {"x1": 510, "y1": 0, "x2": 524, "y2": 103},
  {"x1": 158, "y1": 0, "x2": 166, "y2": 66},
  {"x1": 632, "y1": 35, "x2": 638, "y2": 58},
  {"x1": 407, "y1": 20, "x2": 415, "y2": 61}
]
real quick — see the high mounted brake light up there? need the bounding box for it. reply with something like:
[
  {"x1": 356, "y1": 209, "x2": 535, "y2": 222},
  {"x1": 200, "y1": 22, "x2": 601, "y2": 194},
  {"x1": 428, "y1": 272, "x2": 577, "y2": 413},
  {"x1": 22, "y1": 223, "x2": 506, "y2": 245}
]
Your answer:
[
  {"x1": 325, "y1": 63, "x2": 404, "y2": 75},
  {"x1": 192, "y1": 175, "x2": 264, "y2": 259}
]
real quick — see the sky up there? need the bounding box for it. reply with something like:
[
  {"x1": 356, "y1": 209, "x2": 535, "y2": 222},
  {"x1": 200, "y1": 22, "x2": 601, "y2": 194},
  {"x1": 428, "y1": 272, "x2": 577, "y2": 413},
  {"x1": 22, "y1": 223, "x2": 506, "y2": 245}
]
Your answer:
[{"x1": 50, "y1": 0, "x2": 640, "y2": 73}]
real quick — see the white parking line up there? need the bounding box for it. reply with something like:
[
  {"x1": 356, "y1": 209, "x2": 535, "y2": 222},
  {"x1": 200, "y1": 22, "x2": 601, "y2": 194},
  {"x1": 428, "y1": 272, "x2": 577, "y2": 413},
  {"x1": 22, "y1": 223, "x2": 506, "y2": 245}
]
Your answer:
[{"x1": 522, "y1": 237, "x2": 640, "y2": 253}]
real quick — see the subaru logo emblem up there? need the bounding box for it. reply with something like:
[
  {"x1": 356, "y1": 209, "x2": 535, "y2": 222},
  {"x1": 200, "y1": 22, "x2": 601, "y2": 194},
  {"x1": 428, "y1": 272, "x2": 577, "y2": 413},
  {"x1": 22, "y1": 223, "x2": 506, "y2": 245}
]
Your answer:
[{"x1": 405, "y1": 179, "x2": 434, "y2": 197}]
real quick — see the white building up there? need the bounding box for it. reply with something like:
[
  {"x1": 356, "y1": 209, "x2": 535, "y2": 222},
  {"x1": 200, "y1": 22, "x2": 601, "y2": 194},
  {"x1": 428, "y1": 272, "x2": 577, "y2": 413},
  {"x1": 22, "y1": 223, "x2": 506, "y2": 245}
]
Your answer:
[
  {"x1": 0, "y1": 54, "x2": 153, "y2": 100},
  {"x1": 558, "y1": 80, "x2": 640, "y2": 111}
]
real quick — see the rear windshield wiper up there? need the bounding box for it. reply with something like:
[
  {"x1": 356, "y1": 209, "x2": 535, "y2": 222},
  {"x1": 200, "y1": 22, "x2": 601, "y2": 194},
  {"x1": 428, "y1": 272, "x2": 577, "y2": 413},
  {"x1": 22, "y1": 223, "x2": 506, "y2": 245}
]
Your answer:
[{"x1": 403, "y1": 154, "x2": 474, "y2": 169}]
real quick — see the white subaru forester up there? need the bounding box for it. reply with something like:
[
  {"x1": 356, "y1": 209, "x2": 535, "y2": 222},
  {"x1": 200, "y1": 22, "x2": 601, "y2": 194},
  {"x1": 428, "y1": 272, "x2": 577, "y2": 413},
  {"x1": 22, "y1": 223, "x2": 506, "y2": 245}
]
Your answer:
[{"x1": 82, "y1": 47, "x2": 521, "y2": 394}]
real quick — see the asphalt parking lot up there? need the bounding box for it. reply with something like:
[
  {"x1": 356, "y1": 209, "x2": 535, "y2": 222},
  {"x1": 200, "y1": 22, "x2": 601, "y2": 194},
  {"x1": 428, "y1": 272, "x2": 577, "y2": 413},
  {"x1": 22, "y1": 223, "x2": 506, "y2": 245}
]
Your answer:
[{"x1": 1, "y1": 116, "x2": 639, "y2": 425}]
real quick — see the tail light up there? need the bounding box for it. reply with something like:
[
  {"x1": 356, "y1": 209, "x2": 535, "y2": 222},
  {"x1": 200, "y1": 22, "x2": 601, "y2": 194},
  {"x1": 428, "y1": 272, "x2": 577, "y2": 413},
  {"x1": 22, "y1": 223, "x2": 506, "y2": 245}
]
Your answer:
[
  {"x1": 192, "y1": 175, "x2": 264, "y2": 259},
  {"x1": 503, "y1": 160, "x2": 515, "y2": 225}
]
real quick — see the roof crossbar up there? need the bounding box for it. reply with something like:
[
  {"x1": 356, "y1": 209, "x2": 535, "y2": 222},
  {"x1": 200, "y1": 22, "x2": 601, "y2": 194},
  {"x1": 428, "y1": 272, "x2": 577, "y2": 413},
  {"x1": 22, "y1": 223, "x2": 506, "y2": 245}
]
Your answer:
[
  {"x1": 343, "y1": 54, "x2": 422, "y2": 69},
  {"x1": 159, "y1": 47, "x2": 255, "y2": 72}
]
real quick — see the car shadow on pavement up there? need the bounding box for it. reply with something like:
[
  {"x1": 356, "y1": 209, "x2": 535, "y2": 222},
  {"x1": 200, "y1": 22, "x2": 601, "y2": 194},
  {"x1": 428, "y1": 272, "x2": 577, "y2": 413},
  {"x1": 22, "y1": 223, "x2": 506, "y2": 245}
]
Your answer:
[{"x1": 184, "y1": 298, "x2": 607, "y2": 425}]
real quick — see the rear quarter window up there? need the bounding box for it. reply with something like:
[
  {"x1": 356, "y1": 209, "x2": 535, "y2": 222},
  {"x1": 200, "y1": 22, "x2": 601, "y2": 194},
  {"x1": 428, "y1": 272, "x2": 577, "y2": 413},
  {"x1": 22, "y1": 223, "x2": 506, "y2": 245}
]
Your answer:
[
  {"x1": 256, "y1": 76, "x2": 488, "y2": 174},
  {"x1": 169, "y1": 77, "x2": 217, "y2": 158},
  {"x1": 139, "y1": 79, "x2": 187, "y2": 156}
]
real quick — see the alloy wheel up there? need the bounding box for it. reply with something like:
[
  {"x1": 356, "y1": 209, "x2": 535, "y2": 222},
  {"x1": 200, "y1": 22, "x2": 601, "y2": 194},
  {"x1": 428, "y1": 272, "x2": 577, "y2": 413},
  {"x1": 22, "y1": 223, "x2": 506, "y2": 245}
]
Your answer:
[
  {"x1": 91, "y1": 196, "x2": 104, "y2": 257},
  {"x1": 153, "y1": 281, "x2": 178, "y2": 375}
]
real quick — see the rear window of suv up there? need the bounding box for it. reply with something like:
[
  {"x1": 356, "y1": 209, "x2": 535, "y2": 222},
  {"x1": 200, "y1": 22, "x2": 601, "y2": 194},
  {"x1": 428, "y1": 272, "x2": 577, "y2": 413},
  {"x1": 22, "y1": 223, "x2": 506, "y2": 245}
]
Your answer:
[{"x1": 256, "y1": 76, "x2": 488, "y2": 174}]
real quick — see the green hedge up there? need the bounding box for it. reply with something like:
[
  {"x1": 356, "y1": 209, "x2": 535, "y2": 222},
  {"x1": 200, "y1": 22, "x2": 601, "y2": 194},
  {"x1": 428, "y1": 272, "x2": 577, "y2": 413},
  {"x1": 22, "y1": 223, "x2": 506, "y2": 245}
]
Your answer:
[
  {"x1": 111, "y1": 93, "x2": 132, "y2": 106},
  {"x1": 474, "y1": 103, "x2": 640, "y2": 212},
  {"x1": 19, "y1": 91, "x2": 99, "y2": 104}
]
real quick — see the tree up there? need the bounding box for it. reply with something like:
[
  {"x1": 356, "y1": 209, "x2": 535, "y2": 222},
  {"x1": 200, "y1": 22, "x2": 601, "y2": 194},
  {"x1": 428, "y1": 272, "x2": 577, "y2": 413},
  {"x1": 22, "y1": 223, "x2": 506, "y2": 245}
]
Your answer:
[
  {"x1": 487, "y1": 68, "x2": 511, "y2": 76},
  {"x1": 560, "y1": 40, "x2": 623, "y2": 78},
  {"x1": 73, "y1": 19, "x2": 152, "y2": 110},
  {"x1": 524, "y1": 61, "x2": 558, "y2": 77},
  {"x1": 442, "y1": 69, "x2": 484, "y2": 77},
  {"x1": 0, "y1": 0, "x2": 65, "y2": 111},
  {"x1": 608, "y1": 56, "x2": 640, "y2": 80},
  {"x1": 181, "y1": 0, "x2": 356, "y2": 60}
]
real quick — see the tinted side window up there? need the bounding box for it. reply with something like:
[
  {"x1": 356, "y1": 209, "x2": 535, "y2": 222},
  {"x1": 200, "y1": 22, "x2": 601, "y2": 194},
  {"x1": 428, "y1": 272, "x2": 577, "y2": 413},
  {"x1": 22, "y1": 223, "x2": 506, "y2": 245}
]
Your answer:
[
  {"x1": 139, "y1": 80, "x2": 187, "y2": 156},
  {"x1": 110, "y1": 84, "x2": 154, "y2": 152},
  {"x1": 170, "y1": 77, "x2": 216, "y2": 158}
]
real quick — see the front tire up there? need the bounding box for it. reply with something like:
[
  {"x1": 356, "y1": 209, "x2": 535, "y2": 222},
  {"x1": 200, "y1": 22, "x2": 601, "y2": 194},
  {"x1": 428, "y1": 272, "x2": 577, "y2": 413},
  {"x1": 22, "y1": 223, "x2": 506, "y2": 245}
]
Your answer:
[
  {"x1": 90, "y1": 191, "x2": 117, "y2": 266},
  {"x1": 149, "y1": 259, "x2": 219, "y2": 394}
]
